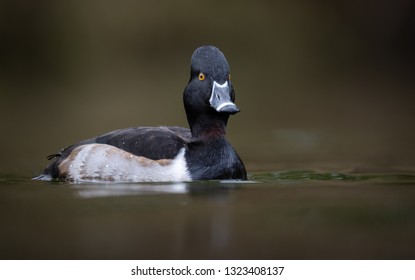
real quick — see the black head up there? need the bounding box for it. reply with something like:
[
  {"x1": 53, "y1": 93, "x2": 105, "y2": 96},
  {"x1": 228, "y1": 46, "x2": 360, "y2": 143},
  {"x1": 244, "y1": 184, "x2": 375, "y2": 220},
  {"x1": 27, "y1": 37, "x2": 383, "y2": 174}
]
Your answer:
[{"x1": 184, "y1": 46, "x2": 240, "y2": 137}]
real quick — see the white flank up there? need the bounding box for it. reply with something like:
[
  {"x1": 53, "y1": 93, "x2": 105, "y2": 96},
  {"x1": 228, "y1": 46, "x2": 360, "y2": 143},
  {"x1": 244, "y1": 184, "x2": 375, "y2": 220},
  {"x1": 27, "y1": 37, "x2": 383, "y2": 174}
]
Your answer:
[{"x1": 60, "y1": 144, "x2": 191, "y2": 183}]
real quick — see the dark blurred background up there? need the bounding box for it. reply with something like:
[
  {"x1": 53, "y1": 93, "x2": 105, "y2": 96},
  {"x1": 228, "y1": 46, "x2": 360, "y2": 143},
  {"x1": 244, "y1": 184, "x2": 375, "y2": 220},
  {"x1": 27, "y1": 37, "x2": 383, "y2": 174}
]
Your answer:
[{"x1": 1, "y1": 0, "x2": 414, "y2": 176}]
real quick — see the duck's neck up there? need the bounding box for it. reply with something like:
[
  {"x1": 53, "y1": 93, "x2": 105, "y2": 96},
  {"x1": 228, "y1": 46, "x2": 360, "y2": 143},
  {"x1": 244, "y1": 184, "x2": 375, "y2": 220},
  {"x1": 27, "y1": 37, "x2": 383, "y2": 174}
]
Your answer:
[{"x1": 188, "y1": 115, "x2": 229, "y2": 140}]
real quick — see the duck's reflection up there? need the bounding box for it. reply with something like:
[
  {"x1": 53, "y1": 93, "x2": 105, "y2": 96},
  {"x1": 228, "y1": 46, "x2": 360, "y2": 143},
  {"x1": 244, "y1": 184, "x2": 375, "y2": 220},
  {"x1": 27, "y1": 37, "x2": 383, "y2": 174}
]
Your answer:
[
  {"x1": 72, "y1": 182, "x2": 188, "y2": 198},
  {"x1": 71, "y1": 180, "x2": 248, "y2": 198},
  {"x1": 67, "y1": 180, "x2": 256, "y2": 258}
]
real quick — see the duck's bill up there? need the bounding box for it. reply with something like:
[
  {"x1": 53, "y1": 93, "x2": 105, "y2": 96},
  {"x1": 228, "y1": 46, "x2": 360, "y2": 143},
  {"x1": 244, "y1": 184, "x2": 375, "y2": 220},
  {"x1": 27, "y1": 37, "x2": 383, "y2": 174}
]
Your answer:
[{"x1": 209, "y1": 81, "x2": 240, "y2": 114}]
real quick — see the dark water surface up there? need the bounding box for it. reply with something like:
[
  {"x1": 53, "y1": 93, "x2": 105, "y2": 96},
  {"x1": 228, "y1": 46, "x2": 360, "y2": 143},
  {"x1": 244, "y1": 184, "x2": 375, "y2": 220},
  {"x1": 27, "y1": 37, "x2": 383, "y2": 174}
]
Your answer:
[{"x1": 1, "y1": 171, "x2": 414, "y2": 260}]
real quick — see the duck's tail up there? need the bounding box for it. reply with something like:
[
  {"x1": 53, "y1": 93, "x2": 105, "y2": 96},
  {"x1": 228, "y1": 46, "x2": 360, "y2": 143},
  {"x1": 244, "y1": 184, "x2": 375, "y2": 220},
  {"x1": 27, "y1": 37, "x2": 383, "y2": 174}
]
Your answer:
[{"x1": 32, "y1": 153, "x2": 63, "y2": 181}]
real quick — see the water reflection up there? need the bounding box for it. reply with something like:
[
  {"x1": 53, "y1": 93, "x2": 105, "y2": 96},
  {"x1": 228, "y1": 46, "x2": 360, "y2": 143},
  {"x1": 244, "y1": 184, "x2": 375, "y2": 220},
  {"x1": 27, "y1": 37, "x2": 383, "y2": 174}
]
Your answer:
[
  {"x1": 68, "y1": 180, "x2": 252, "y2": 258},
  {"x1": 73, "y1": 182, "x2": 188, "y2": 198},
  {"x1": 71, "y1": 180, "x2": 251, "y2": 198}
]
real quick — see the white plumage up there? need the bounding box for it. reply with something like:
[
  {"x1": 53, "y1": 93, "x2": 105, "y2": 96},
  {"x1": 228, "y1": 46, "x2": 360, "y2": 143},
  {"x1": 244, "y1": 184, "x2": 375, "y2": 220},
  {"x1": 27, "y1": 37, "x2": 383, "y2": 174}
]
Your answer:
[{"x1": 59, "y1": 144, "x2": 191, "y2": 183}]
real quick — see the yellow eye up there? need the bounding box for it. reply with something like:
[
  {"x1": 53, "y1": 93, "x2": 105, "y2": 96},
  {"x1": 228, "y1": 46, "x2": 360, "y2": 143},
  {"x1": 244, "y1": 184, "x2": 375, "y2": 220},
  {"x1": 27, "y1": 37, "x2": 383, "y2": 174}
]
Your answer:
[{"x1": 198, "y1": 73, "x2": 205, "y2": 81}]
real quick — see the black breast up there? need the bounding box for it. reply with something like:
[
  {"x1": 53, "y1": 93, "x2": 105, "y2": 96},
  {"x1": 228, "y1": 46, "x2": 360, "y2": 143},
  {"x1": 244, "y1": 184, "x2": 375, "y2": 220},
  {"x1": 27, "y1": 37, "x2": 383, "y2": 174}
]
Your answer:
[{"x1": 185, "y1": 138, "x2": 247, "y2": 180}]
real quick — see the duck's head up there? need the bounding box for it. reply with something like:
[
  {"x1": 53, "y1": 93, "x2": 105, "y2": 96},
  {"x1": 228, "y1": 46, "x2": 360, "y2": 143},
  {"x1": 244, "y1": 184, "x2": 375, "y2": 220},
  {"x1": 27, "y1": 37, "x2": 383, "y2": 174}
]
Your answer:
[{"x1": 184, "y1": 46, "x2": 240, "y2": 137}]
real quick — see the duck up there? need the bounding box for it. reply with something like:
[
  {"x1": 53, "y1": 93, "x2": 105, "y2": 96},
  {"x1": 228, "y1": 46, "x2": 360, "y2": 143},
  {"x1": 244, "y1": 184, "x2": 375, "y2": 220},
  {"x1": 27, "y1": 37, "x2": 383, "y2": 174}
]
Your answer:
[{"x1": 34, "y1": 45, "x2": 247, "y2": 182}]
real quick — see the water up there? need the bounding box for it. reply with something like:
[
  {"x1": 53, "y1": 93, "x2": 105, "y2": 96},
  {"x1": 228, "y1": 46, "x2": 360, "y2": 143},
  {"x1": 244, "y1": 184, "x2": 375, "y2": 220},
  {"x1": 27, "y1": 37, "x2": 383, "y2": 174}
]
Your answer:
[{"x1": 1, "y1": 171, "x2": 414, "y2": 259}]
